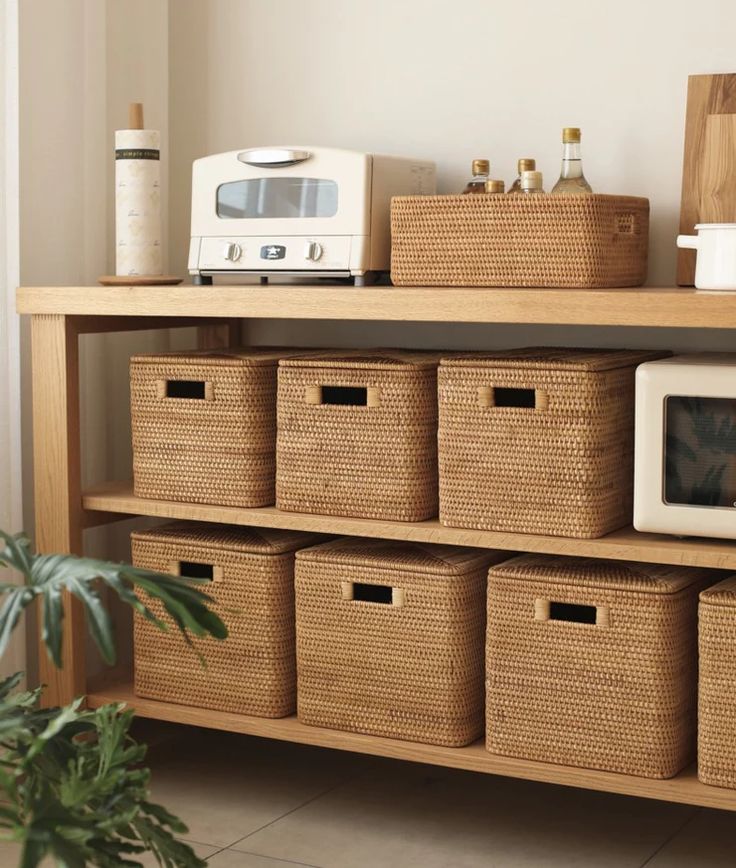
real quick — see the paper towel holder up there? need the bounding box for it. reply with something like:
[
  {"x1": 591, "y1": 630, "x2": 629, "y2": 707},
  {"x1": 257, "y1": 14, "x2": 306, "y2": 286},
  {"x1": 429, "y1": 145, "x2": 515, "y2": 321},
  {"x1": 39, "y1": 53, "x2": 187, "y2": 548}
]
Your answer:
[{"x1": 99, "y1": 102, "x2": 183, "y2": 287}]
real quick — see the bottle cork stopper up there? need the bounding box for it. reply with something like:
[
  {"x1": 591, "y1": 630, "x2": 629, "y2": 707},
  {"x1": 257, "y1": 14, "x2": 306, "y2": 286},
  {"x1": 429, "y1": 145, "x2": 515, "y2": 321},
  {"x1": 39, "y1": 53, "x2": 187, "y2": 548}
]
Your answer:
[
  {"x1": 472, "y1": 159, "x2": 490, "y2": 175},
  {"x1": 128, "y1": 102, "x2": 144, "y2": 130},
  {"x1": 485, "y1": 179, "x2": 505, "y2": 193}
]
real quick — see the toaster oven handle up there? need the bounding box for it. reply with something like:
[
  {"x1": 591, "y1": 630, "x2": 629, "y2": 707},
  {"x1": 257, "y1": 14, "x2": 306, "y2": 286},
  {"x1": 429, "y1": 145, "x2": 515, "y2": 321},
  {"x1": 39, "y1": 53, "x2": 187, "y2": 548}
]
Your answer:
[{"x1": 237, "y1": 148, "x2": 311, "y2": 168}]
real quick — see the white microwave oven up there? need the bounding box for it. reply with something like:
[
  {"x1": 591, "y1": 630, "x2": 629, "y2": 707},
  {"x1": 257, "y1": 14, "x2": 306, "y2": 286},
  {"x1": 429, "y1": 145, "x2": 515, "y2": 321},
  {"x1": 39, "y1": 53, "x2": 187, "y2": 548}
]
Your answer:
[
  {"x1": 634, "y1": 353, "x2": 736, "y2": 539},
  {"x1": 188, "y1": 146, "x2": 436, "y2": 285}
]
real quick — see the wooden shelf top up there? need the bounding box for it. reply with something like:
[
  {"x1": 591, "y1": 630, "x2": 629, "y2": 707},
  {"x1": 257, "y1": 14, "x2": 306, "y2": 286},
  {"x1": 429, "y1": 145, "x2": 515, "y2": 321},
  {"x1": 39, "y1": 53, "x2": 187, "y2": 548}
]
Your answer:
[
  {"x1": 16, "y1": 284, "x2": 736, "y2": 327},
  {"x1": 83, "y1": 481, "x2": 736, "y2": 570},
  {"x1": 87, "y1": 680, "x2": 736, "y2": 811}
]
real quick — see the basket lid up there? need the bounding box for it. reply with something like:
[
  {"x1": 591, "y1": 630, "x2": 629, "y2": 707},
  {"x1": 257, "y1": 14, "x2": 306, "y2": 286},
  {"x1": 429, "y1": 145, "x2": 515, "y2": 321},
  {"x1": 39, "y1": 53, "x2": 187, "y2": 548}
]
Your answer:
[
  {"x1": 488, "y1": 554, "x2": 711, "y2": 594},
  {"x1": 280, "y1": 348, "x2": 441, "y2": 371},
  {"x1": 296, "y1": 537, "x2": 506, "y2": 576},
  {"x1": 131, "y1": 521, "x2": 316, "y2": 555},
  {"x1": 440, "y1": 347, "x2": 669, "y2": 373},
  {"x1": 700, "y1": 576, "x2": 736, "y2": 607},
  {"x1": 130, "y1": 347, "x2": 293, "y2": 367}
]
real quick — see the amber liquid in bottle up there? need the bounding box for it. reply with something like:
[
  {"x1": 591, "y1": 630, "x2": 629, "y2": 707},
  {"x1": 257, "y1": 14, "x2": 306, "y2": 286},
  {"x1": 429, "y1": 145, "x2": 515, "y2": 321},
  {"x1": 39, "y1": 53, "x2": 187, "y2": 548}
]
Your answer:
[
  {"x1": 508, "y1": 158, "x2": 536, "y2": 194},
  {"x1": 463, "y1": 159, "x2": 491, "y2": 194}
]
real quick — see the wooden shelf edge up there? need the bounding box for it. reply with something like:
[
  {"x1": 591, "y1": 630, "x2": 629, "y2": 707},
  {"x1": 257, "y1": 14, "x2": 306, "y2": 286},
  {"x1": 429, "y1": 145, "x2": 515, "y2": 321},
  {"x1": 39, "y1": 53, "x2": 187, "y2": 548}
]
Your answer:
[
  {"x1": 82, "y1": 481, "x2": 736, "y2": 570},
  {"x1": 17, "y1": 284, "x2": 736, "y2": 328},
  {"x1": 86, "y1": 680, "x2": 736, "y2": 811}
]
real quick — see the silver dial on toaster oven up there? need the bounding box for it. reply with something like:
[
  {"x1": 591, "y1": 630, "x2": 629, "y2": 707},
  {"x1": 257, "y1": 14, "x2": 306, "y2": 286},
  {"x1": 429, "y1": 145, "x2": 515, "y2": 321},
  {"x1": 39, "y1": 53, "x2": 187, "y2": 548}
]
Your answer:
[
  {"x1": 304, "y1": 241, "x2": 323, "y2": 262},
  {"x1": 222, "y1": 242, "x2": 242, "y2": 262}
]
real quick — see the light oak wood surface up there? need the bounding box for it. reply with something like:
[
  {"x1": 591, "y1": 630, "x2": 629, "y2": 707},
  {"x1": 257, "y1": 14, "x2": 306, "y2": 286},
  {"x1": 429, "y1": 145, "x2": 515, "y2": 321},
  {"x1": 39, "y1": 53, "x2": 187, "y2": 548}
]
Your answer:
[
  {"x1": 86, "y1": 679, "x2": 736, "y2": 812},
  {"x1": 82, "y1": 481, "x2": 736, "y2": 570},
  {"x1": 19, "y1": 287, "x2": 736, "y2": 810},
  {"x1": 31, "y1": 315, "x2": 86, "y2": 705},
  {"x1": 16, "y1": 284, "x2": 736, "y2": 328},
  {"x1": 677, "y1": 73, "x2": 736, "y2": 285}
]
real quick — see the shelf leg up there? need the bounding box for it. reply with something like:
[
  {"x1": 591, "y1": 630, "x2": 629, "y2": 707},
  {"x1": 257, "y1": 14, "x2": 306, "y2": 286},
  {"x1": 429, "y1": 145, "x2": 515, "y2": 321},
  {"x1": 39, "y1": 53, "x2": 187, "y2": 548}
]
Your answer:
[
  {"x1": 197, "y1": 319, "x2": 242, "y2": 349},
  {"x1": 31, "y1": 314, "x2": 85, "y2": 706}
]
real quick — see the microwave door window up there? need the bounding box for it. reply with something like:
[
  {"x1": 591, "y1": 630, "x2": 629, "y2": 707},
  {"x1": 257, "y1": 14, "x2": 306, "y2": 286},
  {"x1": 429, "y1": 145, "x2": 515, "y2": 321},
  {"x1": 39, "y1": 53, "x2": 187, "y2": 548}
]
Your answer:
[
  {"x1": 664, "y1": 396, "x2": 736, "y2": 507},
  {"x1": 216, "y1": 177, "x2": 338, "y2": 218}
]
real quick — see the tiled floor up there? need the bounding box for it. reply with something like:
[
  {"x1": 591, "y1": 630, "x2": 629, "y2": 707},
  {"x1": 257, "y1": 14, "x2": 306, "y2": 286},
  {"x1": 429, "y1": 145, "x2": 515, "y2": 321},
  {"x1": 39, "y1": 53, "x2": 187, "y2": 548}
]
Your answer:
[{"x1": 2, "y1": 723, "x2": 735, "y2": 866}]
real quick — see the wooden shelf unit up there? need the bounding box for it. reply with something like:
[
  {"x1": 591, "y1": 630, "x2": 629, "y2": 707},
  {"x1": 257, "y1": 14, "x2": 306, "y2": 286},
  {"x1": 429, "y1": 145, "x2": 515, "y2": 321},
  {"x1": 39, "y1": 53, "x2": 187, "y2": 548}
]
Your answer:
[
  {"x1": 17, "y1": 284, "x2": 736, "y2": 813},
  {"x1": 16, "y1": 283, "x2": 736, "y2": 328},
  {"x1": 83, "y1": 480, "x2": 736, "y2": 570},
  {"x1": 88, "y1": 680, "x2": 736, "y2": 812}
]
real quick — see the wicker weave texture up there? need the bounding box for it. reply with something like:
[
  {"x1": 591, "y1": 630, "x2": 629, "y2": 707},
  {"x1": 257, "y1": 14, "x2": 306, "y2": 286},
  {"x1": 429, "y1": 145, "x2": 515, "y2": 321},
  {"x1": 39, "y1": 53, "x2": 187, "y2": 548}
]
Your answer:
[
  {"x1": 131, "y1": 350, "x2": 282, "y2": 507},
  {"x1": 390, "y1": 194, "x2": 649, "y2": 288},
  {"x1": 486, "y1": 555, "x2": 711, "y2": 778},
  {"x1": 132, "y1": 521, "x2": 314, "y2": 717},
  {"x1": 277, "y1": 351, "x2": 439, "y2": 521},
  {"x1": 698, "y1": 577, "x2": 736, "y2": 788},
  {"x1": 438, "y1": 348, "x2": 666, "y2": 538},
  {"x1": 296, "y1": 538, "x2": 507, "y2": 746}
]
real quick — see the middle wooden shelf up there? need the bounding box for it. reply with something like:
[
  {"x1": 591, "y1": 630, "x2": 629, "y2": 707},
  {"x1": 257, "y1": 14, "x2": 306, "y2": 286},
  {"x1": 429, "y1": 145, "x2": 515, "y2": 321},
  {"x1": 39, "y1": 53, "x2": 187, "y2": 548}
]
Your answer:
[{"x1": 83, "y1": 480, "x2": 736, "y2": 570}]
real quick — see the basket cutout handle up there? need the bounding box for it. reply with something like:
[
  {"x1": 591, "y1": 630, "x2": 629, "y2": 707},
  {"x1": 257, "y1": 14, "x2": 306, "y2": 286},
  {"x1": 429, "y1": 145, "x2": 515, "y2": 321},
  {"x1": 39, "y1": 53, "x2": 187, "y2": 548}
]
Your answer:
[
  {"x1": 170, "y1": 560, "x2": 223, "y2": 582},
  {"x1": 535, "y1": 598, "x2": 609, "y2": 627},
  {"x1": 341, "y1": 581, "x2": 404, "y2": 607},
  {"x1": 305, "y1": 385, "x2": 381, "y2": 407},
  {"x1": 615, "y1": 211, "x2": 641, "y2": 236},
  {"x1": 478, "y1": 386, "x2": 548, "y2": 410},
  {"x1": 157, "y1": 379, "x2": 214, "y2": 401}
]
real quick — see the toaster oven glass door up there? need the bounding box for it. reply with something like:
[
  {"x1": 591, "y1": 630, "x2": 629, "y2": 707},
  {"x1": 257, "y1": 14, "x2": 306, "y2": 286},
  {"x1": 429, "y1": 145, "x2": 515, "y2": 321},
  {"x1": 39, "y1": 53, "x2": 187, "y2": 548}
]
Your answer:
[
  {"x1": 216, "y1": 177, "x2": 338, "y2": 220},
  {"x1": 664, "y1": 395, "x2": 736, "y2": 507}
]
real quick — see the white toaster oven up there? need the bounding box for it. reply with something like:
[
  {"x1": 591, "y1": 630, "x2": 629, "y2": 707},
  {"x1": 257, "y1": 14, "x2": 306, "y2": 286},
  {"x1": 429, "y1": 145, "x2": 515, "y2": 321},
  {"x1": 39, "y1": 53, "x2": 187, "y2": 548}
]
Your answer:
[
  {"x1": 634, "y1": 353, "x2": 736, "y2": 539},
  {"x1": 188, "y1": 146, "x2": 436, "y2": 285}
]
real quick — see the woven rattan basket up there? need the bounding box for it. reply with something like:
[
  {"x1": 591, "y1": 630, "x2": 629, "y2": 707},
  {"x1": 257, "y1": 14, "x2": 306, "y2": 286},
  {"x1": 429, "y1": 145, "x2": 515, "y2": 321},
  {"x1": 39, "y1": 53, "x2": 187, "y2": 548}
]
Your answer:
[
  {"x1": 390, "y1": 193, "x2": 649, "y2": 287},
  {"x1": 296, "y1": 538, "x2": 508, "y2": 746},
  {"x1": 132, "y1": 521, "x2": 315, "y2": 717},
  {"x1": 277, "y1": 350, "x2": 440, "y2": 521},
  {"x1": 438, "y1": 347, "x2": 668, "y2": 538},
  {"x1": 131, "y1": 348, "x2": 292, "y2": 508},
  {"x1": 698, "y1": 577, "x2": 736, "y2": 788},
  {"x1": 486, "y1": 555, "x2": 712, "y2": 778}
]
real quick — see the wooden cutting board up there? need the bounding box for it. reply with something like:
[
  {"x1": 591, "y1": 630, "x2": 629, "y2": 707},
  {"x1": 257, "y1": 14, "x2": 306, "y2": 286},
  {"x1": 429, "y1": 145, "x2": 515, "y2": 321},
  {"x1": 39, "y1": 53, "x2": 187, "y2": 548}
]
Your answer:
[{"x1": 677, "y1": 73, "x2": 736, "y2": 286}]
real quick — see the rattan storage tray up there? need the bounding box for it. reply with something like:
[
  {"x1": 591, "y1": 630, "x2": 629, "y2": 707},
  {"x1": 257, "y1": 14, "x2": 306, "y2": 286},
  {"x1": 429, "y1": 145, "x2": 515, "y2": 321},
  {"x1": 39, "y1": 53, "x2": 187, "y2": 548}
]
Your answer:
[
  {"x1": 438, "y1": 347, "x2": 668, "y2": 538},
  {"x1": 296, "y1": 538, "x2": 508, "y2": 746},
  {"x1": 390, "y1": 193, "x2": 649, "y2": 287},
  {"x1": 698, "y1": 577, "x2": 736, "y2": 789},
  {"x1": 277, "y1": 349, "x2": 440, "y2": 521},
  {"x1": 486, "y1": 555, "x2": 712, "y2": 778},
  {"x1": 131, "y1": 348, "x2": 287, "y2": 508},
  {"x1": 132, "y1": 521, "x2": 316, "y2": 717}
]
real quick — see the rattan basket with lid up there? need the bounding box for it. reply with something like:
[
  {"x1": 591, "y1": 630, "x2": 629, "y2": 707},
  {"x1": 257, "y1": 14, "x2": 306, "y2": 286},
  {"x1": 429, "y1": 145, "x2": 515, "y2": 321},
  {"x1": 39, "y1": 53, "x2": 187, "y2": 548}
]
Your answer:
[
  {"x1": 390, "y1": 193, "x2": 649, "y2": 287},
  {"x1": 438, "y1": 347, "x2": 669, "y2": 538},
  {"x1": 132, "y1": 521, "x2": 316, "y2": 717},
  {"x1": 698, "y1": 577, "x2": 736, "y2": 788},
  {"x1": 131, "y1": 347, "x2": 289, "y2": 508},
  {"x1": 295, "y1": 537, "x2": 508, "y2": 746},
  {"x1": 277, "y1": 349, "x2": 440, "y2": 521},
  {"x1": 486, "y1": 554, "x2": 712, "y2": 778}
]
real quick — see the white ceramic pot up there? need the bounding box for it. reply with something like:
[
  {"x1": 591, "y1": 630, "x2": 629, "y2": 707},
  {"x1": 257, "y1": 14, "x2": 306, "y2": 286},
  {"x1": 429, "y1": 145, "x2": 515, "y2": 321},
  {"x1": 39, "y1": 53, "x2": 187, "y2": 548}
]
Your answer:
[{"x1": 677, "y1": 223, "x2": 736, "y2": 290}]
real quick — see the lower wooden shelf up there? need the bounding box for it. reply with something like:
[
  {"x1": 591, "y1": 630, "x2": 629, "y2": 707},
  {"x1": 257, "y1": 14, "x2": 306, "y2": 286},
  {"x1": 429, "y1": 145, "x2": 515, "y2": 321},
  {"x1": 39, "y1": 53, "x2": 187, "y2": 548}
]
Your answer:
[
  {"x1": 83, "y1": 480, "x2": 736, "y2": 570},
  {"x1": 87, "y1": 680, "x2": 736, "y2": 811}
]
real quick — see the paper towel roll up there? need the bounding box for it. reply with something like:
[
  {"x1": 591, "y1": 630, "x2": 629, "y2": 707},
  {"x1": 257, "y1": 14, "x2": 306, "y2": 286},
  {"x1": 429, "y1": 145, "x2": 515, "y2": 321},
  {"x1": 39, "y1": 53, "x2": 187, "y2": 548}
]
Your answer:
[{"x1": 115, "y1": 128, "x2": 162, "y2": 276}]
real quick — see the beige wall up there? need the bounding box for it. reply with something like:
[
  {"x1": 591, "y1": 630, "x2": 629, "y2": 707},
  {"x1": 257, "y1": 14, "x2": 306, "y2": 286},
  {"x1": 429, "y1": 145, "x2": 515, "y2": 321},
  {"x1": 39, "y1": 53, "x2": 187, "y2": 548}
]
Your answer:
[
  {"x1": 169, "y1": 0, "x2": 736, "y2": 353},
  {"x1": 19, "y1": 0, "x2": 177, "y2": 678}
]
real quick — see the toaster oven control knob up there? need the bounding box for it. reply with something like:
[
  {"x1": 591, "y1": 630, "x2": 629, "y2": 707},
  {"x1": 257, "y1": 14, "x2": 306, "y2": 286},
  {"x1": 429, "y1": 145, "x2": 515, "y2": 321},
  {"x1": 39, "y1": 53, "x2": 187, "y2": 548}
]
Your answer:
[
  {"x1": 304, "y1": 241, "x2": 323, "y2": 262},
  {"x1": 222, "y1": 242, "x2": 242, "y2": 262}
]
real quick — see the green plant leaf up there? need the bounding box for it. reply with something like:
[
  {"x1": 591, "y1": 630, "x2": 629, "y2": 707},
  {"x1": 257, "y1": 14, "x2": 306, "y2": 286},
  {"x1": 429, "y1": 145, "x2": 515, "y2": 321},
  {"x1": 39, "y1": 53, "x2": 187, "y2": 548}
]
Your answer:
[
  {"x1": 0, "y1": 530, "x2": 33, "y2": 580},
  {"x1": 0, "y1": 587, "x2": 36, "y2": 663}
]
